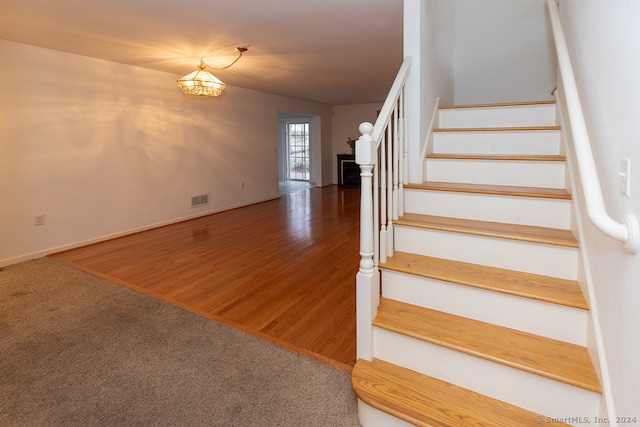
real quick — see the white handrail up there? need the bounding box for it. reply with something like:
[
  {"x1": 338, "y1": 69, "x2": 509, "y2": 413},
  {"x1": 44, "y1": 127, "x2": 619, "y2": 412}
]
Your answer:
[
  {"x1": 547, "y1": 0, "x2": 639, "y2": 254},
  {"x1": 371, "y1": 58, "x2": 412, "y2": 145}
]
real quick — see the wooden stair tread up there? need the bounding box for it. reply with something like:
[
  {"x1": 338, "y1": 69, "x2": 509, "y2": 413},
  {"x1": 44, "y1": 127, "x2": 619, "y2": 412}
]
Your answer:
[
  {"x1": 439, "y1": 100, "x2": 556, "y2": 110},
  {"x1": 374, "y1": 298, "x2": 602, "y2": 393},
  {"x1": 433, "y1": 126, "x2": 560, "y2": 132},
  {"x1": 426, "y1": 154, "x2": 565, "y2": 162},
  {"x1": 395, "y1": 213, "x2": 579, "y2": 248},
  {"x1": 380, "y1": 252, "x2": 588, "y2": 310},
  {"x1": 352, "y1": 358, "x2": 569, "y2": 427},
  {"x1": 405, "y1": 181, "x2": 571, "y2": 200}
]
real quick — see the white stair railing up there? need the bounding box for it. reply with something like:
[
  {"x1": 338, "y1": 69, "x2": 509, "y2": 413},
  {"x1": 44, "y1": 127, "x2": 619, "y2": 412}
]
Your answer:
[
  {"x1": 355, "y1": 57, "x2": 411, "y2": 360},
  {"x1": 548, "y1": 0, "x2": 639, "y2": 254}
]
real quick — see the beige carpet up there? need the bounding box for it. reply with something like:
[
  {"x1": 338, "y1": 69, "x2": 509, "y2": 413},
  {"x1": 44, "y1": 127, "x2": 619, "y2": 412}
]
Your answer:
[{"x1": 0, "y1": 258, "x2": 361, "y2": 426}]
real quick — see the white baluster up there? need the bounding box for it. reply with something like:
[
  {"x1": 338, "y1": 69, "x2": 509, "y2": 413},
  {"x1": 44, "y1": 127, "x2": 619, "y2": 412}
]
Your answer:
[
  {"x1": 398, "y1": 89, "x2": 407, "y2": 216},
  {"x1": 386, "y1": 120, "x2": 394, "y2": 259},
  {"x1": 379, "y1": 134, "x2": 387, "y2": 264}
]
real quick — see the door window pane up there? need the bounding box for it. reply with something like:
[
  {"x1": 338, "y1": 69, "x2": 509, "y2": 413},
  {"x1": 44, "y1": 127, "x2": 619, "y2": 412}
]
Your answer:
[{"x1": 287, "y1": 123, "x2": 309, "y2": 181}]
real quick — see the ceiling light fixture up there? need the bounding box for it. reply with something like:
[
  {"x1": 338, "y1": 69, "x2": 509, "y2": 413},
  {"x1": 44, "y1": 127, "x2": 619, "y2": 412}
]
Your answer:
[{"x1": 177, "y1": 47, "x2": 248, "y2": 97}]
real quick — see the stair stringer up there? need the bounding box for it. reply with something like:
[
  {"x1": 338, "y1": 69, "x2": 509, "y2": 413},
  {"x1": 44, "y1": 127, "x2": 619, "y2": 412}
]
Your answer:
[
  {"x1": 419, "y1": 96, "x2": 441, "y2": 184},
  {"x1": 556, "y1": 90, "x2": 613, "y2": 421}
]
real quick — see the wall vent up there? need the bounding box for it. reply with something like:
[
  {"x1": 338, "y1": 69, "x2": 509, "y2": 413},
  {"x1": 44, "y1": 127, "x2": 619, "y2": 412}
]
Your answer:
[{"x1": 191, "y1": 194, "x2": 209, "y2": 208}]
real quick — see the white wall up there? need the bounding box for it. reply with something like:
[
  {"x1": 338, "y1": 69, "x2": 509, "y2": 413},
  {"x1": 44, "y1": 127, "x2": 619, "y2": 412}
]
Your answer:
[
  {"x1": 0, "y1": 40, "x2": 333, "y2": 266},
  {"x1": 558, "y1": 0, "x2": 640, "y2": 421},
  {"x1": 455, "y1": 0, "x2": 557, "y2": 104},
  {"x1": 331, "y1": 103, "x2": 382, "y2": 184},
  {"x1": 405, "y1": 0, "x2": 455, "y2": 183}
]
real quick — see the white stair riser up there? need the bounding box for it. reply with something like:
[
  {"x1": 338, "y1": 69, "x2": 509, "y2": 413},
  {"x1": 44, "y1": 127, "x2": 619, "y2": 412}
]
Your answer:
[
  {"x1": 381, "y1": 270, "x2": 587, "y2": 345},
  {"x1": 394, "y1": 226, "x2": 578, "y2": 280},
  {"x1": 357, "y1": 401, "x2": 414, "y2": 427},
  {"x1": 426, "y1": 159, "x2": 565, "y2": 188},
  {"x1": 404, "y1": 189, "x2": 571, "y2": 229},
  {"x1": 373, "y1": 327, "x2": 600, "y2": 420},
  {"x1": 438, "y1": 104, "x2": 557, "y2": 128},
  {"x1": 432, "y1": 130, "x2": 560, "y2": 155}
]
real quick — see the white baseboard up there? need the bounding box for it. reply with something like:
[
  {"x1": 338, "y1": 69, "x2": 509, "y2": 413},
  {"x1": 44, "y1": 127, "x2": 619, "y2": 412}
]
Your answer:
[{"x1": 0, "y1": 195, "x2": 280, "y2": 268}]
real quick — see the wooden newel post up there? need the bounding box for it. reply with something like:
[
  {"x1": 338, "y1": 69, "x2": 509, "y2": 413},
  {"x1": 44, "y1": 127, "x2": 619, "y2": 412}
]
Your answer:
[{"x1": 355, "y1": 122, "x2": 379, "y2": 361}]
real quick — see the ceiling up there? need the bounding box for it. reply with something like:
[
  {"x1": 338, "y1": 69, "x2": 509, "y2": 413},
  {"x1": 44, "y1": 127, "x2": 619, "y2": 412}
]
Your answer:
[{"x1": 0, "y1": 0, "x2": 404, "y2": 105}]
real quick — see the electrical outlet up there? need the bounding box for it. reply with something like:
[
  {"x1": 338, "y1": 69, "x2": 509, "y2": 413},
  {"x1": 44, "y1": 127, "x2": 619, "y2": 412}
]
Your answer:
[
  {"x1": 34, "y1": 214, "x2": 45, "y2": 226},
  {"x1": 620, "y1": 157, "x2": 631, "y2": 197},
  {"x1": 241, "y1": 181, "x2": 245, "y2": 189}
]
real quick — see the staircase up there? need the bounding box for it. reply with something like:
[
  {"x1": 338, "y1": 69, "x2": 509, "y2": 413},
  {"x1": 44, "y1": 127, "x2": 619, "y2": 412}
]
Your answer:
[{"x1": 352, "y1": 101, "x2": 603, "y2": 426}]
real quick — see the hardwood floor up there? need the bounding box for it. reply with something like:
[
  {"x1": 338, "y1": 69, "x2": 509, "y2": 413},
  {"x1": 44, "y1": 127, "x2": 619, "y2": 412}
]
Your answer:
[{"x1": 51, "y1": 185, "x2": 360, "y2": 372}]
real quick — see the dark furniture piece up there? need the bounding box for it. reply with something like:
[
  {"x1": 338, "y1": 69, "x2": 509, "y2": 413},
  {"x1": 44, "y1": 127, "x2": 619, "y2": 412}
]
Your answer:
[{"x1": 337, "y1": 154, "x2": 361, "y2": 187}]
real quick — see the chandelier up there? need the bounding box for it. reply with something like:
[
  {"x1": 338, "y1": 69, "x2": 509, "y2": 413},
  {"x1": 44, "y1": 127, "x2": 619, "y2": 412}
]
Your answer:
[{"x1": 177, "y1": 47, "x2": 247, "y2": 97}]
